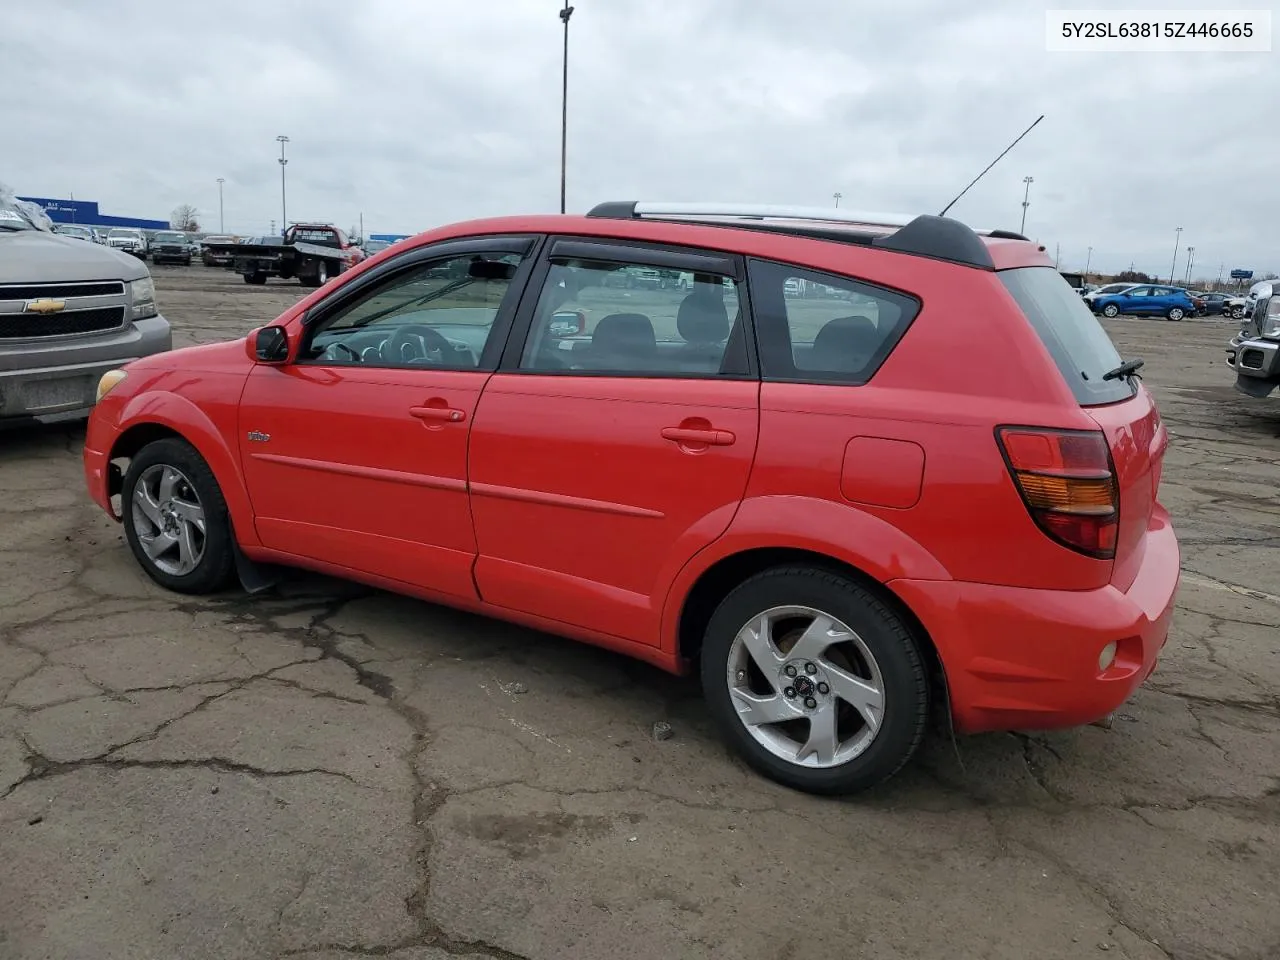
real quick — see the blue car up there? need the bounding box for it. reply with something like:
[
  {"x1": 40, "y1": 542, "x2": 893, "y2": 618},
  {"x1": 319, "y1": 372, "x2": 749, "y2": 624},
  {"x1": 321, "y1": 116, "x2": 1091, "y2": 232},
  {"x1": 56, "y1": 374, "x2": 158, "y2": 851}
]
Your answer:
[{"x1": 1092, "y1": 284, "x2": 1197, "y2": 321}]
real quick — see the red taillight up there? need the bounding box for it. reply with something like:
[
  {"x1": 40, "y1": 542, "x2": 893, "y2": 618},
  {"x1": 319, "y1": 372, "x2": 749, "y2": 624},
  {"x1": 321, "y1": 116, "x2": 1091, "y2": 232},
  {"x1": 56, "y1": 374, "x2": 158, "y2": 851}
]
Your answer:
[{"x1": 996, "y1": 426, "x2": 1118, "y2": 560}]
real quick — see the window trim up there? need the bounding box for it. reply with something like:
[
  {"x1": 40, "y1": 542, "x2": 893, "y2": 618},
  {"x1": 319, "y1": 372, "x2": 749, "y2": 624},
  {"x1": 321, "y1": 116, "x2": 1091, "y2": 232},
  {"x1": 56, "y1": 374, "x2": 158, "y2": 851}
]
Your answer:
[
  {"x1": 296, "y1": 234, "x2": 544, "y2": 372},
  {"x1": 497, "y1": 235, "x2": 759, "y2": 381},
  {"x1": 745, "y1": 256, "x2": 923, "y2": 387}
]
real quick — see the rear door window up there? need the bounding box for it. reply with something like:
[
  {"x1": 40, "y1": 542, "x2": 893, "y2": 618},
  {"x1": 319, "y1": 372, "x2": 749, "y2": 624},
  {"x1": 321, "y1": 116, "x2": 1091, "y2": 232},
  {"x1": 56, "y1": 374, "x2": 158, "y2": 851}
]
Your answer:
[
  {"x1": 747, "y1": 259, "x2": 920, "y2": 384},
  {"x1": 1000, "y1": 266, "x2": 1134, "y2": 405}
]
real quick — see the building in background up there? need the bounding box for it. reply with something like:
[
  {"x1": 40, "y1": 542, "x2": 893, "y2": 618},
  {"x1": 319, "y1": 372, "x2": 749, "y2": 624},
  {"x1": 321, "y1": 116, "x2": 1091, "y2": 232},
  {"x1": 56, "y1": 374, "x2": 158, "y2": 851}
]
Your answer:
[{"x1": 17, "y1": 196, "x2": 168, "y2": 232}]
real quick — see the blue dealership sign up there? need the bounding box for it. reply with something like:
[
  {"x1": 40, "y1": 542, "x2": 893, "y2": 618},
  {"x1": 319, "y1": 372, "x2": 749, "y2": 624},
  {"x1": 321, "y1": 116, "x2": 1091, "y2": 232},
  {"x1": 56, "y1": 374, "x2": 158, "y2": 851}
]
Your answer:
[{"x1": 1230, "y1": 269, "x2": 1253, "y2": 280}]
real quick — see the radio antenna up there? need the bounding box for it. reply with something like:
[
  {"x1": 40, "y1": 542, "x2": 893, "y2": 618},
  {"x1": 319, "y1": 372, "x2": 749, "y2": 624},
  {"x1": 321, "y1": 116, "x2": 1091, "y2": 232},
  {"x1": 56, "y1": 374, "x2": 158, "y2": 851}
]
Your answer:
[{"x1": 938, "y1": 114, "x2": 1044, "y2": 218}]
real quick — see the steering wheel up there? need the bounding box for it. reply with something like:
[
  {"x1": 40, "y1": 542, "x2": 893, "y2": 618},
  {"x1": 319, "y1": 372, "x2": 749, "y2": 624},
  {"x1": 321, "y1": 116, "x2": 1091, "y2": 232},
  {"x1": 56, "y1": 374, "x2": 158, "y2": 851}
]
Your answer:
[
  {"x1": 383, "y1": 324, "x2": 454, "y2": 365},
  {"x1": 327, "y1": 341, "x2": 361, "y2": 363}
]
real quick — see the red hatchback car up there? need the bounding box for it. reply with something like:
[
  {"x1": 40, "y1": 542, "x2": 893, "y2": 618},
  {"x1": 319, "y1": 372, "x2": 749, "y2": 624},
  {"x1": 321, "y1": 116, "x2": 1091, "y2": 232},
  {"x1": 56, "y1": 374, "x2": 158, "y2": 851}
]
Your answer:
[{"x1": 83, "y1": 202, "x2": 1179, "y2": 795}]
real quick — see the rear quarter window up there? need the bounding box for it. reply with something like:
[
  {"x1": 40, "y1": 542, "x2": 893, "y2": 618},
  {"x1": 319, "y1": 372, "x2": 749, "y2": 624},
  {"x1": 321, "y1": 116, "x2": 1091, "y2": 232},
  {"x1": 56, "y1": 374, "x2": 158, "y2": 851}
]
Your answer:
[
  {"x1": 747, "y1": 259, "x2": 920, "y2": 384},
  {"x1": 1001, "y1": 266, "x2": 1134, "y2": 406}
]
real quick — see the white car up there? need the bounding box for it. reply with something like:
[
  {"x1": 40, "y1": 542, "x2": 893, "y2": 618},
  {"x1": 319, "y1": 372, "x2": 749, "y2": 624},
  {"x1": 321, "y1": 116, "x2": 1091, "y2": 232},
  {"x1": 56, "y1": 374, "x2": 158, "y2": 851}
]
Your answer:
[
  {"x1": 106, "y1": 228, "x2": 148, "y2": 260},
  {"x1": 1082, "y1": 282, "x2": 1140, "y2": 307}
]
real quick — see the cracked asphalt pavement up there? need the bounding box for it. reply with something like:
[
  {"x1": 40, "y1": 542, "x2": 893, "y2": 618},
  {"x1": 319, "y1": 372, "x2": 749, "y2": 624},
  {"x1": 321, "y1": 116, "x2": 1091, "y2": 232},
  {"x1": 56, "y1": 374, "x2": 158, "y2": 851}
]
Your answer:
[{"x1": 2, "y1": 268, "x2": 1277, "y2": 960}]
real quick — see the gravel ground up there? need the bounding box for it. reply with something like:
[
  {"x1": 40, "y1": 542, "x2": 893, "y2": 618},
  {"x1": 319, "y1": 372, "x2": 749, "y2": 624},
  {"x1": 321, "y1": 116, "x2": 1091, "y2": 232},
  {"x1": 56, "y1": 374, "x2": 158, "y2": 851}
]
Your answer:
[{"x1": 1, "y1": 266, "x2": 1276, "y2": 960}]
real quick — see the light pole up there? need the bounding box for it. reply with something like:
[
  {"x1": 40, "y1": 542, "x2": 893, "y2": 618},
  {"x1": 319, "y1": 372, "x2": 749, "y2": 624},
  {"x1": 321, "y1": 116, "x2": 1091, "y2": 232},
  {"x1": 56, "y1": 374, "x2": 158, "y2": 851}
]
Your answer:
[
  {"x1": 1084, "y1": 246, "x2": 1093, "y2": 280},
  {"x1": 216, "y1": 178, "x2": 225, "y2": 234},
  {"x1": 276, "y1": 135, "x2": 290, "y2": 235},
  {"x1": 559, "y1": 2, "x2": 574, "y2": 214},
  {"x1": 1184, "y1": 246, "x2": 1195, "y2": 285},
  {"x1": 1019, "y1": 176, "x2": 1034, "y2": 234},
  {"x1": 1169, "y1": 226, "x2": 1182, "y2": 284},
  {"x1": 833, "y1": 192, "x2": 842, "y2": 208}
]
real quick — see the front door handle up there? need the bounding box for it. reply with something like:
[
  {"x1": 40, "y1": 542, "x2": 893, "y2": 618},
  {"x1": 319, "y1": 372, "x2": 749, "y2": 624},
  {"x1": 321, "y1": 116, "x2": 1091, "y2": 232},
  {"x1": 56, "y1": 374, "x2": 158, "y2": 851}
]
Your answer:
[
  {"x1": 410, "y1": 405, "x2": 467, "y2": 423},
  {"x1": 661, "y1": 426, "x2": 735, "y2": 446}
]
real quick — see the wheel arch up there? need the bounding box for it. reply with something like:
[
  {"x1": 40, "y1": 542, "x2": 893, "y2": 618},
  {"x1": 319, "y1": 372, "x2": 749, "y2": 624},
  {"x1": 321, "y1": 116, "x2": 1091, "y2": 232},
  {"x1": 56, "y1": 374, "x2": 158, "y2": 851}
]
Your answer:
[
  {"x1": 110, "y1": 393, "x2": 258, "y2": 547},
  {"x1": 672, "y1": 546, "x2": 950, "y2": 727}
]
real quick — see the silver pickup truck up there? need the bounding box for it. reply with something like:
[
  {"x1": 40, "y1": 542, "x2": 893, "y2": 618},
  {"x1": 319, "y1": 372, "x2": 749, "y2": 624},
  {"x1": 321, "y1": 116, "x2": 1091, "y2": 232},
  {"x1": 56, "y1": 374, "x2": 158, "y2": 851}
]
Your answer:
[
  {"x1": 0, "y1": 194, "x2": 172, "y2": 422},
  {"x1": 1226, "y1": 280, "x2": 1280, "y2": 398}
]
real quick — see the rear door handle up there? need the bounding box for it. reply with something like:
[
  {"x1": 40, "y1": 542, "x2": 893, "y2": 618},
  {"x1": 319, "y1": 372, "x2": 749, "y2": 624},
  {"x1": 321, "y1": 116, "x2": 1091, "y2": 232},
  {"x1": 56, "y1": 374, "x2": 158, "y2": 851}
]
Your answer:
[
  {"x1": 410, "y1": 405, "x2": 467, "y2": 423},
  {"x1": 661, "y1": 427, "x2": 735, "y2": 446}
]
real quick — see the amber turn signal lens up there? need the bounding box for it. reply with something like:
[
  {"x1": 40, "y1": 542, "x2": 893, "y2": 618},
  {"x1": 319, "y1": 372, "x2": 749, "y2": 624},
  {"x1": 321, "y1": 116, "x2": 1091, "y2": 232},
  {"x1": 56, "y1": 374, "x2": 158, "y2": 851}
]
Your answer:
[{"x1": 997, "y1": 426, "x2": 1118, "y2": 560}]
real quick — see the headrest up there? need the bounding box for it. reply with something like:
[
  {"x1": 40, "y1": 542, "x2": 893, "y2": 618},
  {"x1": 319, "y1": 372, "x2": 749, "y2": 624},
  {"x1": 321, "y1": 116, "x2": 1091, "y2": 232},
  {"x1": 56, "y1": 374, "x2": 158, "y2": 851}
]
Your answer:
[
  {"x1": 676, "y1": 290, "x2": 730, "y2": 345},
  {"x1": 811, "y1": 316, "x2": 879, "y2": 371}
]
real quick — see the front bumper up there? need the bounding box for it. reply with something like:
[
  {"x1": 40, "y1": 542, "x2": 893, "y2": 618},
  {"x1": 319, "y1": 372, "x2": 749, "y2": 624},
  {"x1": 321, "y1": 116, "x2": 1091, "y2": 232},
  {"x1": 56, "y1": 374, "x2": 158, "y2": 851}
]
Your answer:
[
  {"x1": 890, "y1": 509, "x2": 1179, "y2": 734},
  {"x1": 0, "y1": 315, "x2": 172, "y2": 420},
  {"x1": 1226, "y1": 334, "x2": 1280, "y2": 397}
]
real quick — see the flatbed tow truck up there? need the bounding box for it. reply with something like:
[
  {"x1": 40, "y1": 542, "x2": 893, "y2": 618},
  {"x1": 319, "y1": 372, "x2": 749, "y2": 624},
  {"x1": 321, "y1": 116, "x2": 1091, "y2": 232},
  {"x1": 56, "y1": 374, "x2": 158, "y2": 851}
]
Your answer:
[{"x1": 204, "y1": 223, "x2": 366, "y2": 287}]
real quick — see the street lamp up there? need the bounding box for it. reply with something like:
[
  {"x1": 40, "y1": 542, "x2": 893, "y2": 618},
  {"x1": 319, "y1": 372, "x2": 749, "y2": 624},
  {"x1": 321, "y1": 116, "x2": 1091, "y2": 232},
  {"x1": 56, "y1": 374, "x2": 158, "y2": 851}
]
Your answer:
[
  {"x1": 1013, "y1": 175, "x2": 1034, "y2": 232},
  {"x1": 276, "y1": 135, "x2": 290, "y2": 235},
  {"x1": 833, "y1": 192, "x2": 842, "y2": 208},
  {"x1": 216, "y1": 178, "x2": 225, "y2": 234},
  {"x1": 558, "y1": 2, "x2": 574, "y2": 215},
  {"x1": 1084, "y1": 246, "x2": 1093, "y2": 280},
  {"x1": 1185, "y1": 246, "x2": 1196, "y2": 285},
  {"x1": 1169, "y1": 226, "x2": 1182, "y2": 284}
]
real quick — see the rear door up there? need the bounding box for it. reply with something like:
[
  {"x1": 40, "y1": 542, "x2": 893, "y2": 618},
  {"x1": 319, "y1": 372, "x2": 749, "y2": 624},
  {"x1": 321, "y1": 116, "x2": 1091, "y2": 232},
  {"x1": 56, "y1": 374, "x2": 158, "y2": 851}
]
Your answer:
[
  {"x1": 999, "y1": 267, "x2": 1168, "y2": 590},
  {"x1": 466, "y1": 238, "x2": 760, "y2": 646}
]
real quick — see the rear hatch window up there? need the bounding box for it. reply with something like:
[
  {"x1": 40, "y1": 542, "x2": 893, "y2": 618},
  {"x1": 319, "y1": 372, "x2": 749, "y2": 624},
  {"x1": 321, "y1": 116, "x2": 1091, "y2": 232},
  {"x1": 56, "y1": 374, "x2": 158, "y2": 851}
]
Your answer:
[{"x1": 1000, "y1": 266, "x2": 1134, "y2": 406}]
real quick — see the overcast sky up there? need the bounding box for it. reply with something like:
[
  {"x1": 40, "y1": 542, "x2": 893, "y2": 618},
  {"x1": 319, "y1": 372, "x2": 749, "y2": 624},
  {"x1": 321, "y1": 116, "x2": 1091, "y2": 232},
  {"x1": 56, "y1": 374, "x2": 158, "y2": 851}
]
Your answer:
[{"x1": 3, "y1": 0, "x2": 1275, "y2": 280}]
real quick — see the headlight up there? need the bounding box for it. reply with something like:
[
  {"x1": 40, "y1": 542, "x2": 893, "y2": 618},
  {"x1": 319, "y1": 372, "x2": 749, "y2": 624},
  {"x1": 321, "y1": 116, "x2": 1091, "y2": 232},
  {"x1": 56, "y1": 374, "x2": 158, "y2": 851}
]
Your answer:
[
  {"x1": 129, "y1": 277, "x2": 157, "y2": 320},
  {"x1": 96, "y1": 369, "x2": 128, "y2": 402},
  {"x1": 1261, "y1": 298, "x2": 1280, "y2": 339}
]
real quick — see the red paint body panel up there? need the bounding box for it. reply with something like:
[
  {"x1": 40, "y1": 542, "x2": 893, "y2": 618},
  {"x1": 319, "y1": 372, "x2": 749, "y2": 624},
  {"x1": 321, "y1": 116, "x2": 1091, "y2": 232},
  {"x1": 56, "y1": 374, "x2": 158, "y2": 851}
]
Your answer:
[
  {"x1": 81, "y1": 211, "x2": 1181, "y2": 743},
  {"x1": 468, "y1": 375, "x2": 759, "y2": 646},
  {"x1": 237, "y1": 365, "x2": 487, "y2": 600},
  {"x1": 890, "y1": 506, "x2": 1179, "y2": 733}
]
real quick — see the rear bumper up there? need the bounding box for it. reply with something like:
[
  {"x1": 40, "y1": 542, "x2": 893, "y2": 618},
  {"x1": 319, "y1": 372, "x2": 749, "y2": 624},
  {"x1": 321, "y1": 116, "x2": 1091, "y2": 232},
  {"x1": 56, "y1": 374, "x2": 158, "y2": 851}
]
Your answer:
[
  {"x1": 891, "y1": 509, "x2": 1180, "y2": 734},
  {"x1": 0, "y1": 316, "x2": 172, "y2": 420}
]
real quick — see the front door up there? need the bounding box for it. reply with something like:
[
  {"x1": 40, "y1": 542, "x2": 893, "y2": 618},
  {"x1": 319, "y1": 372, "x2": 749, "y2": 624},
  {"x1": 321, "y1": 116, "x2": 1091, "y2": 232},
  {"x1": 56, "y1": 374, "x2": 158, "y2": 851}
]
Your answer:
[
  {"x1": 467, "y1": 238, "x2": 760, "y2": 646},
  {"x1": 238, "y1": 236, "x2": 538, "y2": 599}
]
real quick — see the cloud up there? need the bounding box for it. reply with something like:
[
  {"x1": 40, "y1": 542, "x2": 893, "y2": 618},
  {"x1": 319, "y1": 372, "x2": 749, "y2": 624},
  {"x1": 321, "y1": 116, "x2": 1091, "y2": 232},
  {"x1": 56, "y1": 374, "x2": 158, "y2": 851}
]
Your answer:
[{"x1": 1, "y1": 0, "x2": 1273, "y2": 278}]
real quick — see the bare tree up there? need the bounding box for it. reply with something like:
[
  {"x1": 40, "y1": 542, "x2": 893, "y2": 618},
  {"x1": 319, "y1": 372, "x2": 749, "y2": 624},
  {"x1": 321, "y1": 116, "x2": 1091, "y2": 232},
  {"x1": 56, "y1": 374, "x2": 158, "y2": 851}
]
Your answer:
[{"x1": 171, "y1": 204, "x2": 200, "y2": 232}]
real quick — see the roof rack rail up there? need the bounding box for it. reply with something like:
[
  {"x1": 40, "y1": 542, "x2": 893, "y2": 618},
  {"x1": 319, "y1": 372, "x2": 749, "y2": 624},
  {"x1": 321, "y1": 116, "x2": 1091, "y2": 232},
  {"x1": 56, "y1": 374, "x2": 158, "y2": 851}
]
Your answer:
[{"x1": 584, "y1": 201, "x2": 1031, "y2": 270}]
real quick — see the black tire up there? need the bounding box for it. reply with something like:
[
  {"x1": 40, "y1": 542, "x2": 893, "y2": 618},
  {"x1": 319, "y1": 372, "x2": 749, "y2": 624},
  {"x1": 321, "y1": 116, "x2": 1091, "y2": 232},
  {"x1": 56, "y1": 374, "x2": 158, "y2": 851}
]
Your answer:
[
  {"x1": 244, "y1": 271, "x2": 266, "y2": 285},
  {"x1": 121, "y1": 438, "x2": 236, "y2": 595},
  {"x1": 1166, "y1": 307, "x2": 1185, "y2": 321},
  {"x1": 1232, "y1": 305, "x2": 1246, "y2": 320},
  {"x1": 184, "y1": 257, "x2": 192, "y2": 266},
  {"x1": 700, "y1": 566, "x2": 929, "y2": 795},
  {"x1": 1101, "y1": 303, "x2": 1120, "y2": 318}
]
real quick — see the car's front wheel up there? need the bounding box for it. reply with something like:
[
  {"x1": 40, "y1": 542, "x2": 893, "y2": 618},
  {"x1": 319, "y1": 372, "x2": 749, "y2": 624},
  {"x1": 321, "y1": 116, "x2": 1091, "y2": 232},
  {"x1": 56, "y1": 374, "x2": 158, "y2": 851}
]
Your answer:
[
  {"x1": 121, "y1": 439, "x2": 235, "y2": 594},
  {"x1": 1102, "y1": 303, "x2": 1120, "y2": 318},
  {"x1": 1232, "y1": 305, "x2": 1246, "y2": 319},
  {"x1": 700, "y1": 566, "x2": 929, "y2": 795}
]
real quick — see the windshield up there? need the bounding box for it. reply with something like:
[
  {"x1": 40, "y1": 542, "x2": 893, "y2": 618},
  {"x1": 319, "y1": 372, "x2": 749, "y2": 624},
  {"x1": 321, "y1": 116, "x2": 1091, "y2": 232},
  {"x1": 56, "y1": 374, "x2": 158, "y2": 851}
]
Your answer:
[
  {"x1": 109, "y1": 229, "x2": 139, "y2": 239},
  {"x1": 154, "y1": 232, "x2": 185, "y2": 243},
  {"x1": 1001, "y1": 267, "x2": 1135, "y2": 406}
]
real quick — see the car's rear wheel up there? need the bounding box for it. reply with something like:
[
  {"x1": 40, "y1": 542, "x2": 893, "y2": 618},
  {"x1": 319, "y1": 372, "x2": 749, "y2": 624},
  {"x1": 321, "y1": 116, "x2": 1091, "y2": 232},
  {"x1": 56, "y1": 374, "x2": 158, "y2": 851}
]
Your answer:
[
  {"x1": 244, "y1": 271, "x2": 266, "y2": 285},
  {"x1": 1102, "y1": 303, "x2": 1120, "y2": 318},
  {"x1": 700, "y1": 566, "x2": 929, "y2": 795},
  {"x1": 121, "y1": 439, "x2": 235, "y2": 595},
  {"x1": 1167, "y1": 307, "x2": 1185, "y2": 321}
]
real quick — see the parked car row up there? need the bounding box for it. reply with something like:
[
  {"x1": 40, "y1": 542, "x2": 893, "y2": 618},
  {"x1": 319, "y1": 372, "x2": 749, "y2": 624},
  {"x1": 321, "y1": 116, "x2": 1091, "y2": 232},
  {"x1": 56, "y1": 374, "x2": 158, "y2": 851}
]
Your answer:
[{"x1": 1081, "y1": 281, "x2": 1247, "y2": 321}]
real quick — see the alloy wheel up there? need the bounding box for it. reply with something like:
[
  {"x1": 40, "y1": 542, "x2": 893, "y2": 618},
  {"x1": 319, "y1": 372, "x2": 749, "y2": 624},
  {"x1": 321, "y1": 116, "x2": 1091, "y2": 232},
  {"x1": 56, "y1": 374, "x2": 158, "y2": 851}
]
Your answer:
[
  {"x1": 725, "y1": 605, "x2": 885, "y2": 769},
  {"x1": 130, "y1": 464, "x2": 207, "y2": 576}
]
